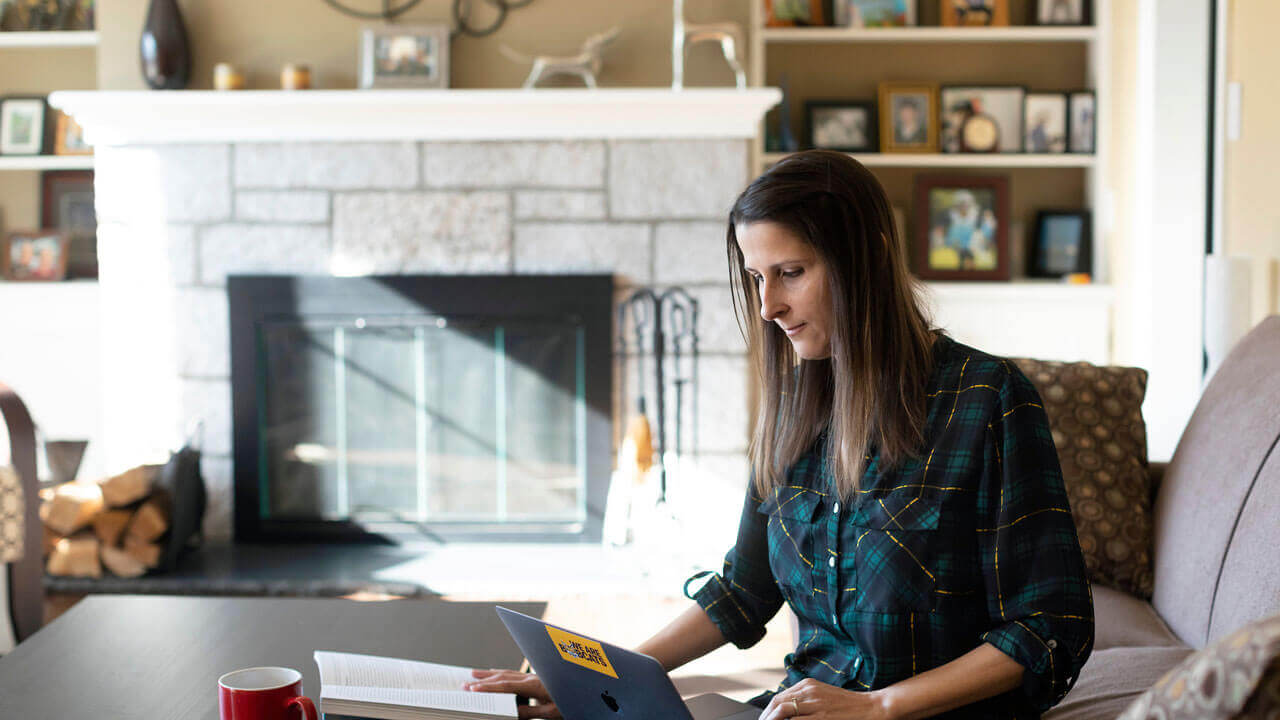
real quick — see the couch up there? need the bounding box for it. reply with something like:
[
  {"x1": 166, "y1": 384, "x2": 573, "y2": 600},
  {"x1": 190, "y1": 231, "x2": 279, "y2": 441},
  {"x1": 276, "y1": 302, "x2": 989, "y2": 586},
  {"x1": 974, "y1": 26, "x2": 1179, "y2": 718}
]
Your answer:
[{"x1": 1044, "y1": 315, "x2": 1280, "y2": 718}]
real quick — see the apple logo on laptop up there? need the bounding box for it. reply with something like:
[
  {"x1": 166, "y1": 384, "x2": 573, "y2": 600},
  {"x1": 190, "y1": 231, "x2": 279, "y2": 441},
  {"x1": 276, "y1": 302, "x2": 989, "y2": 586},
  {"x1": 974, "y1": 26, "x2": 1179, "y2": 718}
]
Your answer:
[{"x1": 600, "y1": 690, "x2": 620, "y2": 712}]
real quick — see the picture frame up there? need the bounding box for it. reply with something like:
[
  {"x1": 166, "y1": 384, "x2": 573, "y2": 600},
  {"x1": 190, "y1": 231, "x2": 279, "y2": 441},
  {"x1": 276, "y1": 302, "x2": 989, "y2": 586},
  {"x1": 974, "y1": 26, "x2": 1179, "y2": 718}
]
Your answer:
[
  {"x1": 1029, "y1": 209, "x2": 1092, "y2": 278},
  {"x1": 1035, "y1": 0, "x2": 1090, "y2": 25},
  {"x1": 0, "y1": 96, "x2": 48, "y2": 156},
  {"x1": 939, "y1": 85, "x2": 1026, "y2": 154},
  {"x1": 1068, "y1": 90, "x2": 1096, "y2": 154},
  {"x1": 359, "y1": 24, "x2": 450, "y2": 89},
  {"x1": 52, "y1": 110, "x2": 91, "y2": 156},
  {"x1": 878, "y1": 82, "x2": 938, "y2": 153},
  {"x1": 41, "y1": 170, "x2": 97, "y2": 279},
  {"x1": 834, "y1": 0, "x2": 915, "y2": 27},
  {"x1": 765, "y1": 0, "x2": 826, "y2": 27},
  {"x1": 805, "y1": 100, "x2": 877, "y2": 152},
  {"x1": 939, "y1": 0, "x2": 1010, "y2": 27},
  {"x1": 913, "y1": 174, "x2": 1010, "y2": 281},
  {"x1": 1023, "y1": 92, "x2": 1069, "y2": 153},
  {"x1": 1, "y1": 230, "x2": 70, "y2": 282}
]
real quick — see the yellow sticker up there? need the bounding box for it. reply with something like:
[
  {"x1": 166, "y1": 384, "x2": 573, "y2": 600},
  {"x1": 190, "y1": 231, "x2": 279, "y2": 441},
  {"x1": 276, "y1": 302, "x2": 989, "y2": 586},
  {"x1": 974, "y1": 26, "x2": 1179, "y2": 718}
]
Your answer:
[{"x1": 545, "y1": 625, "x2": 619, "y2": 678}]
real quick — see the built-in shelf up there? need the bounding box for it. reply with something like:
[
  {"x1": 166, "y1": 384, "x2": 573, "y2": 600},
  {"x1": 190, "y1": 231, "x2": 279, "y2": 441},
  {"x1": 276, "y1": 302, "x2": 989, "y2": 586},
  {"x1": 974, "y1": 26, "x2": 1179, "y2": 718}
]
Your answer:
[
  {"x1": 924, "y1": 280, "x2": 1113, "y2": 301},
  {"x1": 0, "y1": 155, "x2": 94, "y2": 171},
  {"x1": 761, "y1": 151, "x2": 1095, "y2": 168},
  {"x1": 0, "y1": 31, "x2": 99, "y2": 48},
  {"x1": 762, "y1": 26, "x2": 1097, "y2": 43}
]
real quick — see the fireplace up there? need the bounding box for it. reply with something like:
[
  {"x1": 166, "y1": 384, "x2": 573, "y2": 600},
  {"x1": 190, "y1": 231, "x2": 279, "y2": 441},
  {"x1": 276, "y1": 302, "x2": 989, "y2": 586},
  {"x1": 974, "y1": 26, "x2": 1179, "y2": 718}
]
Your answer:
[{"x1": 229, "y1": 275, "x2": 613, "y2": 543}]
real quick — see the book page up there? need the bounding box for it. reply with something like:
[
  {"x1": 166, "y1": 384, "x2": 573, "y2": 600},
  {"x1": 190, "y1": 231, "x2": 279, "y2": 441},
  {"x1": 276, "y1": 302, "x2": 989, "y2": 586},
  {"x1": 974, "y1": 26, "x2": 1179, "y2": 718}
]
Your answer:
[
  {"x1": 314, "y1": 651, "x2": 478, "y2": 691},
  {"x1": 324, "y1": 685, "x2": 518, "y2": 717}
]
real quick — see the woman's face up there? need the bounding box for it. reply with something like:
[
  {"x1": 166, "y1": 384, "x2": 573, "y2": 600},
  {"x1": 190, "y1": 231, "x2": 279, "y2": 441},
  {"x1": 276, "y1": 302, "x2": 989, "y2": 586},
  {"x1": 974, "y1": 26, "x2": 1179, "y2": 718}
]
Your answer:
[{"x1": 736, "y1": 220, "x2": 833, "y2": 360}]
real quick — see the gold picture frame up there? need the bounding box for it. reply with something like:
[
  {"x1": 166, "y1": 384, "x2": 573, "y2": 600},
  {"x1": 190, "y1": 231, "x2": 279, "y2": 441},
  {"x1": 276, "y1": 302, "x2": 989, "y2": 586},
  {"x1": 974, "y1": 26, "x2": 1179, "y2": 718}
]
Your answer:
[{"x1": 878, "y1": 82, "x2": 939, "y2": 153}]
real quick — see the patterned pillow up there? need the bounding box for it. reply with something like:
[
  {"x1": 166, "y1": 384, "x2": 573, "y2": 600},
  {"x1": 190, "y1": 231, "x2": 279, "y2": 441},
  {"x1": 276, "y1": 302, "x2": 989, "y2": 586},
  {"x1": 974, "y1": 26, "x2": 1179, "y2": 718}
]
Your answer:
[
  {"x1": 0, "y1": 464, "x2": 23, "y2": 564},
  {"x1": 1010, "y1": 358, "x2": 1154, "y2": 598},
  {"x1": 1118, "y1": 613, "x2": 1280, "y2": 720}
]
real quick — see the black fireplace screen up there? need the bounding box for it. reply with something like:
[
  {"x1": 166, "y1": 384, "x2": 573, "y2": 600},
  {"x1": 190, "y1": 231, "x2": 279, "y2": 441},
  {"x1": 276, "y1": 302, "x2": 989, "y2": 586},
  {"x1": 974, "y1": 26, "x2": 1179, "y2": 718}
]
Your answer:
[{"x1": 229, "y1": 276, "x2": 613, "y2": 543}]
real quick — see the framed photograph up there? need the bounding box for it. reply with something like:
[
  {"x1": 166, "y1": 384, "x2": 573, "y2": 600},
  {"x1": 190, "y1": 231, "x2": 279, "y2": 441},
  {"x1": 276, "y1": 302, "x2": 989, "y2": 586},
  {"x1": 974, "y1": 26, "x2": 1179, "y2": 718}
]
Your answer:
[
  {"x1": 1, "y1": 230, "x2": 70, "y2": 282},
  {"x1": 0, "y1": 96, "x2": 48, "y2": 156},
  {"x1": 52, "y1": 110, "x2": 91, "y2": 156},
  {"x1": 940, "y1": 85, "x2": 1025, "y2": 154},
  {"x1": 834, "y1": 0, "x2": 915, "y2": 27},
  {"x1": 359, "y1": 24, "x2": 450, "y2": 89},
  {"x1": 913, "y1": 174, "x2": 1010, "y2": 281},
  {"x1": 1023, "y1": 92, "x2": 1069, "y2": 153},
  {"x1": 1036, "y1": 0, "x2": 1089, "y2": 25},
  {"x1": 939, "y1": 0, "x2": 1010, "y2": 27},
  {"x1": 41, "y1": 170, "x2": 97, "y2": 279},
  {"x1": 765, "y1": 0, "x2": 826, "y2": 27},
  {"x1": 1030, "y1": 210, "x2": 1092, "y2": 278},
  {"x1": 878, "y1": 82, "x2": 938, "y2": 153},
  {"x1": 1068, "y1": 90, "x2": 1096, "y2": 154},
  {"x1": 806, "y1": 100, "x2": 876, "y2": 152}
]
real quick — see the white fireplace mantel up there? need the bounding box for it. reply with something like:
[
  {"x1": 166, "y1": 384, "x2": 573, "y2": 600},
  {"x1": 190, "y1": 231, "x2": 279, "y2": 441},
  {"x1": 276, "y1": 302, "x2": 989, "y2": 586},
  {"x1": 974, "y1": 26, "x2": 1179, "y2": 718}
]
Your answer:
[{"x1": 48, "y1": 88, "x2": 781, "y2": 145}]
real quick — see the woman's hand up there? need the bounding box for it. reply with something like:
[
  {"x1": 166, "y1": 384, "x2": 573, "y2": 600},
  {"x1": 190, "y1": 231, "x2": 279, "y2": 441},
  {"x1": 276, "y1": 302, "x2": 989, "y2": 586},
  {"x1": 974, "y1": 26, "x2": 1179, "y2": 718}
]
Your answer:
[
  {"x1": 761, "y1": 678, "x2": 895, "y2": 720},
  {"x1": 463, "y1": 669, "x2": 561, "y2": 719}
]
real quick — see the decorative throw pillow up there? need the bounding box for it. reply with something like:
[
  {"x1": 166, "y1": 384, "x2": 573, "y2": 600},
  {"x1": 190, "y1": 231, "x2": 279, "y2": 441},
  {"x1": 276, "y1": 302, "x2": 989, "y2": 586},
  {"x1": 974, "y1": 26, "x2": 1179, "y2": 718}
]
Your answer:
[
  {"x1": 0, "y1": 464, "x2": 23, "y2": 563},
  {"x1": 1118, "y1": 612, "x2": 1280, "y2": 720},
  {"x1": 1010, "y1": 358, "x2": 1154, "y2": 598}
]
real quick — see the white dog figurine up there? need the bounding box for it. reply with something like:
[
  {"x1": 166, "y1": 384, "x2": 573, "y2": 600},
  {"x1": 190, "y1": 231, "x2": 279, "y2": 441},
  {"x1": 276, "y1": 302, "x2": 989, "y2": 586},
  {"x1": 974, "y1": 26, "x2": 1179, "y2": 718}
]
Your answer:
[{"x1": 500, "y1": 26, "x2": 621, "y2": 89}]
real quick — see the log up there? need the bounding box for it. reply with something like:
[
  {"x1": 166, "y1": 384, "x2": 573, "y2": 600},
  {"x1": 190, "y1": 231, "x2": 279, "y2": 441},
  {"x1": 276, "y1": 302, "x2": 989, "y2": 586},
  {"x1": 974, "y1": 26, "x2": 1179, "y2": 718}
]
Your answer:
[
  {"x1": 92, "y1": 509, "x2": 132, "y2": 547},
  {"x1": 100, "y1": 545, "x2": 147, "y2": 578},
  {"x1": 98, "y1": 464, "x2": 160, "y2": 508},
  {"x1": 39, "y1": 481, "x2": 104, "y2": 536},
  {"x1": 125, "y1": 495, "x2": 170, "y2": 543},
  {"x1": 46, "y1": 533, "x2": 101, "y2": 578},
  {"x1": 123, "y1": 536, "x2": 162, "y2": 568}
]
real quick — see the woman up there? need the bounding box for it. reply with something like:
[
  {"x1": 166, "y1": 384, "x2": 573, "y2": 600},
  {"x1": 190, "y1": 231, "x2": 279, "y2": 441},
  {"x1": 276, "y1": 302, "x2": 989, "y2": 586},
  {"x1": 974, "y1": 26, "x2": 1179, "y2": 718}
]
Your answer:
[{"x1": 466, "y1": 151, "x2": 1093, "y2": 719}]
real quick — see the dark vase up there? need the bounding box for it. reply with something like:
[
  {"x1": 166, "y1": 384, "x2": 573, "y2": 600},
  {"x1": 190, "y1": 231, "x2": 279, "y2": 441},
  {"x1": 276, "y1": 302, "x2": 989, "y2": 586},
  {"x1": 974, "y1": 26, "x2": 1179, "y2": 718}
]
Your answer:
[{"x1": 140, "y1": 0, "x2": 191, "y2": 90}]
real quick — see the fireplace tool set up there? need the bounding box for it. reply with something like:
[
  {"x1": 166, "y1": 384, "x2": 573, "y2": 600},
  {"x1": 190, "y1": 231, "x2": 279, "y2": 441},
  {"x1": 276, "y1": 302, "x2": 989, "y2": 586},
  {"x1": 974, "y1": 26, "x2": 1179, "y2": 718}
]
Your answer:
[{"x1": 616, "y1": 287, "x2": 700, "y2": 505}]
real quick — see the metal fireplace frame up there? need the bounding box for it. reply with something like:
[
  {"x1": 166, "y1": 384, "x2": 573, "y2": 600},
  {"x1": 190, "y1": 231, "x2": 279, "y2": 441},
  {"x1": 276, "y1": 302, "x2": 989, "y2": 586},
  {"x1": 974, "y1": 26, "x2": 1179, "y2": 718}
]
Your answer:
[{"x1": 228, "y1": 274, "x2": 613, "y2": 544}]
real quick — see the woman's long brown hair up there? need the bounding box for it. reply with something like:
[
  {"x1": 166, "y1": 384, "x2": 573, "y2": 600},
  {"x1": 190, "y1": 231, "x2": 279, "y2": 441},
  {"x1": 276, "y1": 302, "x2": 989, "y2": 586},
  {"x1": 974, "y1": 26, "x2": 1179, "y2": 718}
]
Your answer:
[{"x1": 727, "y1": 150, "x2": 937, "y2": 500}]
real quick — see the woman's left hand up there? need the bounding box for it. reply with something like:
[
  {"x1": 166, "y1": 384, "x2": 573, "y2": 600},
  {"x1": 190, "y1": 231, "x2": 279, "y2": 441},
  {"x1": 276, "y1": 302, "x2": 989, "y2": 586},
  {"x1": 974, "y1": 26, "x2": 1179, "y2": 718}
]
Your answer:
[{"x1": 760, "y1": 678, "x2": 894, "y2": 720}]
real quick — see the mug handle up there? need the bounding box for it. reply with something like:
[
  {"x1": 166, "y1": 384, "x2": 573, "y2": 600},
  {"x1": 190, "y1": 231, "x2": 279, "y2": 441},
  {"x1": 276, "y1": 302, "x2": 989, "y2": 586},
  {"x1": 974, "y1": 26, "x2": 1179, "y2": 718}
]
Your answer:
[{"x1": 287, "y1": 696, "x2": 318, "y2": 720}]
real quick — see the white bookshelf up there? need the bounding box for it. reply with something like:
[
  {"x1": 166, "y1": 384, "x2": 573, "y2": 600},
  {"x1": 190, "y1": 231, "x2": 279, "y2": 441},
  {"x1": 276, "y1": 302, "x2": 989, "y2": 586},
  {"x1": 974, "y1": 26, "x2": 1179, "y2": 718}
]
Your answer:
[
  {"x1": 0, "y1": 155, "x2": 94, "y2": 171},
  {"x1": 0, "y1": 31, "x2": 98, "y2": 48},
  {"x1": 762, "y1": 26, "x2": 1097, "y2": 43},
  {"x1": 761, "y1": 152, "x2": 1096, "y2": 168}
]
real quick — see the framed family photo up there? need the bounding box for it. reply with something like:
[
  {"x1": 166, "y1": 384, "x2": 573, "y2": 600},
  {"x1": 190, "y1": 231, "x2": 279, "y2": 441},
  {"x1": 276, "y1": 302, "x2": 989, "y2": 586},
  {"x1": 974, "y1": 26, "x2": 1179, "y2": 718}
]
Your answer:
[
  {"x1": 41, "y1": 170, "x2": 97, "y2": 278},
  {"x1": 359, "y1": 24, "x2": 450, "y2": 89},
  {"x1": 0, "y1": 96, "x2": 48, "y2": 156},
  {"x1": 913, "y1": 174, "x2": 1010, "y2": 281},
  {"x1": 1, "y1": 230, "x2": 70, "y2": 282},
  {"x1": 1023, "y1": 92, "x2": 1069, "y2": 153},
  {"x1": 834, "y1": 0, "x2": 915, "y2": 27},
  {"x1": 806, "y1": 100, "x2": 876, "y2": 152},
  {"x1": 52, "y1": 110, "x2": 91, "y2": 156},
  {"x1": 939, "y1": 0, "x2": 1009, "y2": 27},
  {"x1": 878, "y1": 82, "x2": 938, "y2": 153},
  {"x1": 940, "y1": 85, "x2": 1024, "y2": 154},
  {"x1": 1029, "y1": 209, "x2": 1092, "y2": 278},
  {"x1": 1068, "y1": 91, "x2": 1096, "y2": 153},
  {"x1": 765, "y1": 0, "x2": 826, "y2": 27},
  {"x1": 1036, "y1": 0, "x2": 1090, "y2": 25}
]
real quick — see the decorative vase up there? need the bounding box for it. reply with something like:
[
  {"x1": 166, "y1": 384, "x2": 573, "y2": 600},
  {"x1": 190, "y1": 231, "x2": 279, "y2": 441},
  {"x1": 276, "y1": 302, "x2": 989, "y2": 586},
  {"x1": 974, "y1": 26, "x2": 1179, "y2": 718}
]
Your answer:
[{"x1": 140, "y1": 0, "x2": 191, "y2": 90}]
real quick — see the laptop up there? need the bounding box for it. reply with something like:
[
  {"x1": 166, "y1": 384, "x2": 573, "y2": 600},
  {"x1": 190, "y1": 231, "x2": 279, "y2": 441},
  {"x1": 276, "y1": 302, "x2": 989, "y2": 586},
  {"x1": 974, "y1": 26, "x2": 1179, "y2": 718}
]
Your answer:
[{"x1": 496, "y1": 606, "x2": 762, "y2": 720}]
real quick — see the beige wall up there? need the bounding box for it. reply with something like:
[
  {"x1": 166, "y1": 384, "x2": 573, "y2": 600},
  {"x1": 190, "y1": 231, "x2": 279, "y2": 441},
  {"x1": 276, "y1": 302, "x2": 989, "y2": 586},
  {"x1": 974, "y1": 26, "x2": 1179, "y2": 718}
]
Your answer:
[
  {"x1": 1224, "y1": 0, "x2": 1280, "y2": 323},
  {"x1": 97, "y1": 0, "x2": 750, "y2": 90}
]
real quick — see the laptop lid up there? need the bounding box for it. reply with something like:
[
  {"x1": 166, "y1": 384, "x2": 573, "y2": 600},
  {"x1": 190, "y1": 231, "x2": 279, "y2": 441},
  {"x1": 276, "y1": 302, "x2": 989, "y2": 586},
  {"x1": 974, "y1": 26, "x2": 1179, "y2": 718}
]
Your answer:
[{"x1": 495, "y1": 606, "x2": 697, "y2": 720}]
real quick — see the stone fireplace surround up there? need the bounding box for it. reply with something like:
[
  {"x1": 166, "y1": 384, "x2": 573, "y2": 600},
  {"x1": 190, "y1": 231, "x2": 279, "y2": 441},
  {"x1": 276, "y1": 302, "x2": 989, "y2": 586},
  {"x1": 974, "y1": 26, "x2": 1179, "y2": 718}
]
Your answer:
[{"x1": 52, "y1": 89, "x2": 781, "y2": 555}]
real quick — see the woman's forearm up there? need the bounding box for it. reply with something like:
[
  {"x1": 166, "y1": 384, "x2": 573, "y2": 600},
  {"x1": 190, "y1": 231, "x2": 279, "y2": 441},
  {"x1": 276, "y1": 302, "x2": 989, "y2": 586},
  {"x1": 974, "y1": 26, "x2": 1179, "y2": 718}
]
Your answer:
[
  {"x1": 634, "y1": 603, "x2": 730, "y2": 672},
  {"x1": 879, "y1": 642, "x2": 1025, "y2": 720}
]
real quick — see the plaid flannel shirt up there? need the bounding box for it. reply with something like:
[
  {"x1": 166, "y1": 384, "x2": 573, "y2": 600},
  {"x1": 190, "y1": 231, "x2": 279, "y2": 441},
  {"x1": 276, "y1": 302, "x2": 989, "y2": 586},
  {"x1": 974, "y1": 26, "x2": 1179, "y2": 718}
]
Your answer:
[{"x1": 686, "y1": 334, "x2": 1094, "y2": 718}]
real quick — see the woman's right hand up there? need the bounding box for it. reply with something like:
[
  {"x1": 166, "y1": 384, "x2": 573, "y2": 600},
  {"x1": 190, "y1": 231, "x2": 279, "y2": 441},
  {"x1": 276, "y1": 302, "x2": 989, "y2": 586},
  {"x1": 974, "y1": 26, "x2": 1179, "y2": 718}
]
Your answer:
[{"x1": 464, "y1": 668, "x2": 561, "y2": 719}]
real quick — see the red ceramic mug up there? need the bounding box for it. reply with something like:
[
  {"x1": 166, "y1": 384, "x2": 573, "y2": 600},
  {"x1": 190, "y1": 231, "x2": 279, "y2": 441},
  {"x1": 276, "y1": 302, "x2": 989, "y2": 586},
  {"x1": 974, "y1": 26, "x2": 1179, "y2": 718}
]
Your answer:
[{"x1": 218, "y1": 667, "x2": 318, "y2": 720}]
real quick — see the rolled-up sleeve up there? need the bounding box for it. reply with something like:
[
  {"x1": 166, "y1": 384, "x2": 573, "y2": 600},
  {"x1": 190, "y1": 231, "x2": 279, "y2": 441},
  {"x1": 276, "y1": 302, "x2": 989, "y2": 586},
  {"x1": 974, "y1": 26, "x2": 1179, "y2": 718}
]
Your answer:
[
  {"x1": 684, "y1": 483, "x2": 785, "y2": 649},
  {"x1": 978, "y1": 366, "x2": 1095, "y2": 712}
]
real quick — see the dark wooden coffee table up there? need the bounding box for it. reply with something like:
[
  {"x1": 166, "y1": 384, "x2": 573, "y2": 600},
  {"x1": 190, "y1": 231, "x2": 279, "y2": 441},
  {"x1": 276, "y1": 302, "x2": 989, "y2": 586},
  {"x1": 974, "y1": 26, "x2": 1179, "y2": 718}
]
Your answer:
[{"x1": 0, "y1": 594, "x2": 543, "y2": 719}]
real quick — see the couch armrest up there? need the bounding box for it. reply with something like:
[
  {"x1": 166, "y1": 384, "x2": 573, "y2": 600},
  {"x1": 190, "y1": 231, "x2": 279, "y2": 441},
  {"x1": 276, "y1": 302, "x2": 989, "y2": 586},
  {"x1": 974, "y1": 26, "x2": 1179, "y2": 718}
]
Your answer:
[{"x1": 1149, "y1": 462, "x2": 1168, "y2": 506}]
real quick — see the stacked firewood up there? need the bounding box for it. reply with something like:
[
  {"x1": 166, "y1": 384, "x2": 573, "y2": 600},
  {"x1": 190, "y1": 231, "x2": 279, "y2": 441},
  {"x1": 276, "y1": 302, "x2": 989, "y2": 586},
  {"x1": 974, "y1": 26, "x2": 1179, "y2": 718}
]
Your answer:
[{"x1": 39, "y1": 465, "x2": 171, "y2": 578}]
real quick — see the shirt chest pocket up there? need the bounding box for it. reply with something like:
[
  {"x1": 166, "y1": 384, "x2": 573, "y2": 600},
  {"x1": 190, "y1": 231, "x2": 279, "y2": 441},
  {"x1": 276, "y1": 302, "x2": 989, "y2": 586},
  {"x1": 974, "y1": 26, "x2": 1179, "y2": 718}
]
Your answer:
[
  {"x1": 757, "y1": 487, "x2": 825, "y2": 603},
  {"x1": 849, "y1": 492, "x2": 941, "y2": 613}
]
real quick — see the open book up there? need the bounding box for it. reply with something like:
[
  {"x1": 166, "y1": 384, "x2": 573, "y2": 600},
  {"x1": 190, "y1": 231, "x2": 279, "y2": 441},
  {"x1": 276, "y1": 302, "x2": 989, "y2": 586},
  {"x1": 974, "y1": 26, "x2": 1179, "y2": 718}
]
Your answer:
[{"x1": 313, "y1": 650, "x2": 519, "y2": 720}]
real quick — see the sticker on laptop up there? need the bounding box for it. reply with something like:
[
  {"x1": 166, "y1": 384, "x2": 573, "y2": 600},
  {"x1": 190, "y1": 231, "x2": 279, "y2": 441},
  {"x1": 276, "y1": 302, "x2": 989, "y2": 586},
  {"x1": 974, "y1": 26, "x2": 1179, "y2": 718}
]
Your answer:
[{"x1": 545, "y1": 625, "x2": 619, "y2": 678}]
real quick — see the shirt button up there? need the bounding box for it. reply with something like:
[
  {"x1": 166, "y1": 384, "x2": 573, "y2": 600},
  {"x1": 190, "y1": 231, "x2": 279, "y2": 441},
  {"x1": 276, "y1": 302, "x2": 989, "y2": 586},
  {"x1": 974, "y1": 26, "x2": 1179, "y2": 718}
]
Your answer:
[
  {"x1": 828, "y1": 556, "x2": 836, "y2": 568},
  {"x1": 832, "y1": 502, "x2": 839, "y2": 514},
  {"x1": 1047, "y1": 639, "x2": 1058, "y2": 650}
]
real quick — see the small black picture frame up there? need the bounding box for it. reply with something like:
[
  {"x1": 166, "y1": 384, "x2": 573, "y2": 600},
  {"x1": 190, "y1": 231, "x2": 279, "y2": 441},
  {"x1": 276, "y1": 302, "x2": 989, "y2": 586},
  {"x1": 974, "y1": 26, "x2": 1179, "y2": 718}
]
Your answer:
[
  {"x1": 0, "y1": 95, "x2": 49, "y2": 156},
  {"x1": 805, "y1": 100, "x2": 877, "y2": 152},
  {"x1": 1029, "y1": 209, "x2": 1092, "y2": 278},
  {"x1": 1034, "y1": 0, "x2": 1092, "y2": 26}
]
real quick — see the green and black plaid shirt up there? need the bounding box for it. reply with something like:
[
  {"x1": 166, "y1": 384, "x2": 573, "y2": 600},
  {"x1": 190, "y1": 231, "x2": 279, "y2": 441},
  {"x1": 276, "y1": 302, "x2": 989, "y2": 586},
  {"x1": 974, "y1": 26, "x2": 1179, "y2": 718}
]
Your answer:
[{"x1": 686, "y1": 334, "x2": 1094, "y2": 718}]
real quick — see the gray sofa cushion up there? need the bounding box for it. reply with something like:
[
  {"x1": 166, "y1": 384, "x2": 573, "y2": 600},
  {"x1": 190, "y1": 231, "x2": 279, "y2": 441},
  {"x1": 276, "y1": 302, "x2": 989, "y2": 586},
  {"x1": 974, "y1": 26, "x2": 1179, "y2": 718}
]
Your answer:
[
  {"x1": 1045, "y1": 647, "x2": 1193, "y2": 720},
  {"x1": 1092, "y1": 583, "x2": 1184, "y2": 652},
  {"x1": 1152, "y1": 316, "x2": 1280, "y2": 649},
  {"x1": 1208, "y1": 453, "x2": 1280, "y2": 645}
]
